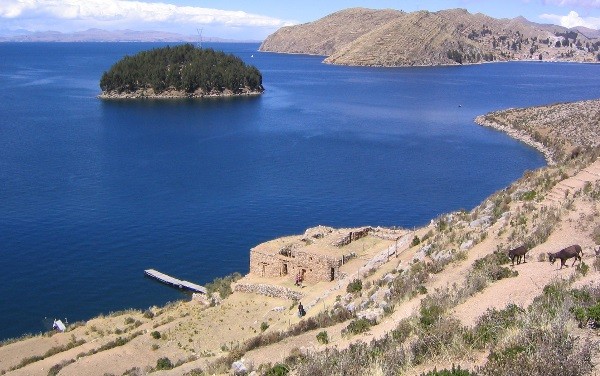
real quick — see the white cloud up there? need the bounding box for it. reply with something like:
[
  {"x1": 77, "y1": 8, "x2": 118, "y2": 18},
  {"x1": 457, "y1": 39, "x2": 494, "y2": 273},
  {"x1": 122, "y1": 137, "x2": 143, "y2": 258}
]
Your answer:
[
  {"x1": 540, "y1": 10, "x2": 600, "y2": 28},
  {"x1": 542, "y1": 0, "x2": 600, "y2": 7},
  {"x1": 0, "y1": 0, "x2": 295, "y2": 35}
]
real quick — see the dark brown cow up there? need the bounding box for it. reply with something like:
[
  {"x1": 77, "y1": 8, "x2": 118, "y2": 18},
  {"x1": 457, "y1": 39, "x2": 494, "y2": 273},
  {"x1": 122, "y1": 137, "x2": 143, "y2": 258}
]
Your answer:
[
  {"x1": 548, "y1": 244, "x2": 583, "y2": 269},
  {"x1": 508, "y1": 245, "x2": 529, "y2": 266}
]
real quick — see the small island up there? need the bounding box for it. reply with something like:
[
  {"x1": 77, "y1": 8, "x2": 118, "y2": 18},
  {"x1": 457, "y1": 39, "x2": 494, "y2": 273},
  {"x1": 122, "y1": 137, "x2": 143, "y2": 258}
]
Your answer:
[{"x1": 99, "y1": 44, "x2": 264, "y2": 99}]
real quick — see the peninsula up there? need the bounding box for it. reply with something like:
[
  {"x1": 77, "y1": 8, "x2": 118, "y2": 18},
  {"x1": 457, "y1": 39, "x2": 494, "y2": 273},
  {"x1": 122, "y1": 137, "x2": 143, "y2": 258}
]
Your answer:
[
  {"x1": 260, "y1": 7, "x2": 600, "y2": 67},
  {"x1": 99, "y1": 44, "x2": 264, "y2": 99}
]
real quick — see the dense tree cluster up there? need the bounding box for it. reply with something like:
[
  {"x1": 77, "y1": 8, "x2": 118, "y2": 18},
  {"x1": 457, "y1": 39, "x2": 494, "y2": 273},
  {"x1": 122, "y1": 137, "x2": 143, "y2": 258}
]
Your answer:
[{"x1": 100, "y1": 44, "x2": 263, "y2": 95}]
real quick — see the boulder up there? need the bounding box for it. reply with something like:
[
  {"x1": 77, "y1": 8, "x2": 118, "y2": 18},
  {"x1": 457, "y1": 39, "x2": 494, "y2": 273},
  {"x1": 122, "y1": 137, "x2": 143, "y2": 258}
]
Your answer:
[
  {"x1": 460, "y1": 239, "x2": 474, "y2": 250},
  {"x1": 357, "y1": 307, "x2": 384, "y2": 321},
  {"x1": 470, "y1": 216, "x2": 492, "y2": 229}
]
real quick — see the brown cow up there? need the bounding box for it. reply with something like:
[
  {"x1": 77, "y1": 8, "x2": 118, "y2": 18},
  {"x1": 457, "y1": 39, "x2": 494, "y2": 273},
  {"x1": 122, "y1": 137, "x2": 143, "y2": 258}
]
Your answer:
[
  {"x1": 548, "y1": 244, "x2": 583, "y2": 269},
  {"x1": 508, "y1": 245, "x2": 528, "y2": 266}
]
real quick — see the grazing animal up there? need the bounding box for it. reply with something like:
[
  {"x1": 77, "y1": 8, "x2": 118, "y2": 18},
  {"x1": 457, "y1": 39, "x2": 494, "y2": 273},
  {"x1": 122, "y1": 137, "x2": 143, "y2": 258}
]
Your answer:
[
  {"x1": 508, "y1": 245, "x2": 529, "y2": 266},
  {"x1": 548, "y1": 244, "x2": 583, "y2": 269}
]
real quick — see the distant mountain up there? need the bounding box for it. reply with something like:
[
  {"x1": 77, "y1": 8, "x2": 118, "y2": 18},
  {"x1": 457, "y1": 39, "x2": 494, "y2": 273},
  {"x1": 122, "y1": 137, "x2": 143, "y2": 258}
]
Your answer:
[
  {"x1": 0, "y1": 29, "x2": 260, "y2": 43},
  {"x1": 260, "y1": 7, "x2": 600, "y2": 66}
]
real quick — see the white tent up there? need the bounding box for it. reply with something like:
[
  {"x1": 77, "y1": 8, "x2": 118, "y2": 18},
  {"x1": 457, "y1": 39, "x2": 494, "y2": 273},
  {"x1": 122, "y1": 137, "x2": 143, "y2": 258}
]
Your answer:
[{"x1": 52, "y1": 319, "x2": 66, "y2": 332}]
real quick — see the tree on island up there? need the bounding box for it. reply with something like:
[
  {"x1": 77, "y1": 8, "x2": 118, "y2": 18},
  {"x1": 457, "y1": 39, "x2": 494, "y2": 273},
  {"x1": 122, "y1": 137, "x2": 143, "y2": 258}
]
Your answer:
[{"x1": 100, "y1": 44, "x2": 263, "y2": 96}]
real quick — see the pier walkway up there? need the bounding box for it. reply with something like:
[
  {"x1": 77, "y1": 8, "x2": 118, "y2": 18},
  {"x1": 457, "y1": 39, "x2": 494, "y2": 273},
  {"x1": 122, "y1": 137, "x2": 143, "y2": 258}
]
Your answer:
[{"x1": 144, "y1": 269, "x2": 207, "y2": 294}]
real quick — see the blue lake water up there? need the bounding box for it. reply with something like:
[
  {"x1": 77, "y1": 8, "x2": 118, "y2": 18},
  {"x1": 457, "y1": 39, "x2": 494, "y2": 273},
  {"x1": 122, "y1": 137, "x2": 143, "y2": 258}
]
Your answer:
[{"x1": 1, "y1": 42, "x2": 599, "y2": 340}]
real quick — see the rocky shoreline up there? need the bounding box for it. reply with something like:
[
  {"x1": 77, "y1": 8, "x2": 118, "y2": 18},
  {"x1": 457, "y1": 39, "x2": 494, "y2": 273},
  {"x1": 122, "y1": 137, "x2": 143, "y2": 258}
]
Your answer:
[
  {"x1": 474, "y1": 114, "x2": 557, "y2": 166},
  {"x1": 98, "y1": 87, "x2": 263, "y2": 100}
]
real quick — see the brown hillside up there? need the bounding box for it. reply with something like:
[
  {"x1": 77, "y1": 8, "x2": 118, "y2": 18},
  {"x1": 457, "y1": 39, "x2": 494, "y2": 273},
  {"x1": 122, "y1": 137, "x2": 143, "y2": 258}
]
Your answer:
[
  {"x1": 258, "y1": 8, "x2": 403, "y2": 56},
  {"x1": 261, "y1": 7, "x2": 600, "y2": 66},
  {"x1": 324, "y1": 10, "x2": 481, "y2": 66}
]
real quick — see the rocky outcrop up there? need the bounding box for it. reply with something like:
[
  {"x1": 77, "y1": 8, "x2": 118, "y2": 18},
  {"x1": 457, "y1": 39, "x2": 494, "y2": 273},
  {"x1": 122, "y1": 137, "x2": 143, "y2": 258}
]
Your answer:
[
  {"x1": 260, "y1": 7, "x2": 600, "y2": 67},
  {"x1": 99, "y1": 87, "x2": 262, "y2": 100},
  {"x1": 475, "y1": 99, "x2": 600, "y2": 164}
]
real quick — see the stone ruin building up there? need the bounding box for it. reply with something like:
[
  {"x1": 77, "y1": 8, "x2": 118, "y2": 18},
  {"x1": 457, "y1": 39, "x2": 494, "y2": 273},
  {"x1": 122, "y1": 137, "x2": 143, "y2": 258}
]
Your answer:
[{"x1": 249, "y1": 225, "x2": 373, "y2": 284}]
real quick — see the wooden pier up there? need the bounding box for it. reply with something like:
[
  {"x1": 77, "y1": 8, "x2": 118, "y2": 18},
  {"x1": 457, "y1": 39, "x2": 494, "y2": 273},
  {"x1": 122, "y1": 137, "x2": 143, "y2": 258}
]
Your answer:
[{"x1": 144, "y1": 269, "x2": 207, "y2": 294}]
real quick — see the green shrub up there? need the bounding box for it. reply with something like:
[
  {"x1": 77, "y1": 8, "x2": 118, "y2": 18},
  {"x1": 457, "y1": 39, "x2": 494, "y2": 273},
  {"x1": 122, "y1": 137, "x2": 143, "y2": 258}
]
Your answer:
[
  {"x1": 391, "y1": 318, "x2": 413, "y2": 343},
  {"x1": 143, "y1": 309, "x2": 154, "y2": 319},
  {"x1": 593, "y1": 224, "x2": 600, "y2": 244},
  {"x1": 411, "y1": 317, "x2": 467, "y2": 364},
  {"x1": 479, "y1": 328, "x2": 592, "y2": 376},
  {"x1": 471, "y1": 251, "x2": 517, "y2": 284},
  {"x1": 97, "y1": 336, "x2": 129, "y2": 352},
  {"x1": 411, "y1": 235, "x2": 421, "y2": 247},
  {"x1": 260, "y1": 322, "x2": 269, "y2": 332},
  {"x1": 390, "y1": 262, "x2": 429, "y2": 301},
  {"x1": 47, "y1": 359, "x2": 75, "y2": 376},
  {"x1": 346, "y1": 279, "x2": 363, "y2": 293},
  {"x1": 521, "y1": 190, "x2": 537, "y2": 201},
  {"x1": 587, "y1": 303, "x2": 600, "y2": 323},
  {"x1": 265, "y1": 363, "x2": 289, "y2": 376},
  {"x1": 573, "y1": 302, "x2": 600, "y2": 328},
  {"x1": 205, "y1": 272, "x2": 243, "y2": 299},
  {"x1": 150, "y1": 331, "x2": 161, "y2": 339},
  {"x1": 316, "y1": 331, "x2": 329, "y2": 344},
  {"x1": 419, "y1": 299, "x2": 445, "y2": 329},
  {"x1": 344, "y1": 318, "x2": 374, "y2": 335},
  {"x1": 473, "y1": 250, "x2": 510, "y2": 269},
  {"x1": 10, "y1": 355, "x2": 44, "y2": 370},
  {"x1": 156, "y1": 357, "x2": 174, "y2": 370},
  {"x1": 421, "y1": 365, "x2": 477, "y2": 376},
  {"x1": 576, "y1": 261, "x2": 590, "y2": 276},
  {"x1": 437, "y1": 218, "x2": 449, "y2": 231},
  {"x1": 572, "y1": 306, "x2": 588, "y2": 327},
  {"x1": 472, "y1": 304, "x2": 524, "y2": 348},
  {"x1": 124, "y1": 317, "x2": 135, "y2": 325}
]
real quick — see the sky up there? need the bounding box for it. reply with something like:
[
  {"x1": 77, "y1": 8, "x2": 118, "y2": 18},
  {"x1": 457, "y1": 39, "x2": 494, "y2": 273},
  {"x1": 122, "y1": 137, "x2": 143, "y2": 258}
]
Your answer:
[{"x1": 0, "y1": 0, "x2": 599, "y2": 40}]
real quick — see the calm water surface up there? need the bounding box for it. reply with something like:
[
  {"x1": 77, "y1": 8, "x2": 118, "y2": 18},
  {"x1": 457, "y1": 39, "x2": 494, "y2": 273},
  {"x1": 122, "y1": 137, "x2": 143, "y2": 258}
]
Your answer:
[{"x1": 1, "y1": 42, "x2": 599, "y2": 340}]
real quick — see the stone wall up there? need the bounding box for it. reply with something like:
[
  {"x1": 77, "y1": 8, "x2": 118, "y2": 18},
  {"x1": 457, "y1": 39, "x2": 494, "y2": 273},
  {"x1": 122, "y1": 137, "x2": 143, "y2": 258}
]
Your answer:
[
  {"x1": 234, "y1": 283, "x2": 304, "y2": 300},
  {"x1": 332, "y1": 227, "x2": 372, "y2": 247},
  {"x1": 249, "y1": 249, "x2": 288, "y2": 279},
  {"x1": 249, "y1": 248, "x2": 340, "y2": 284}
]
